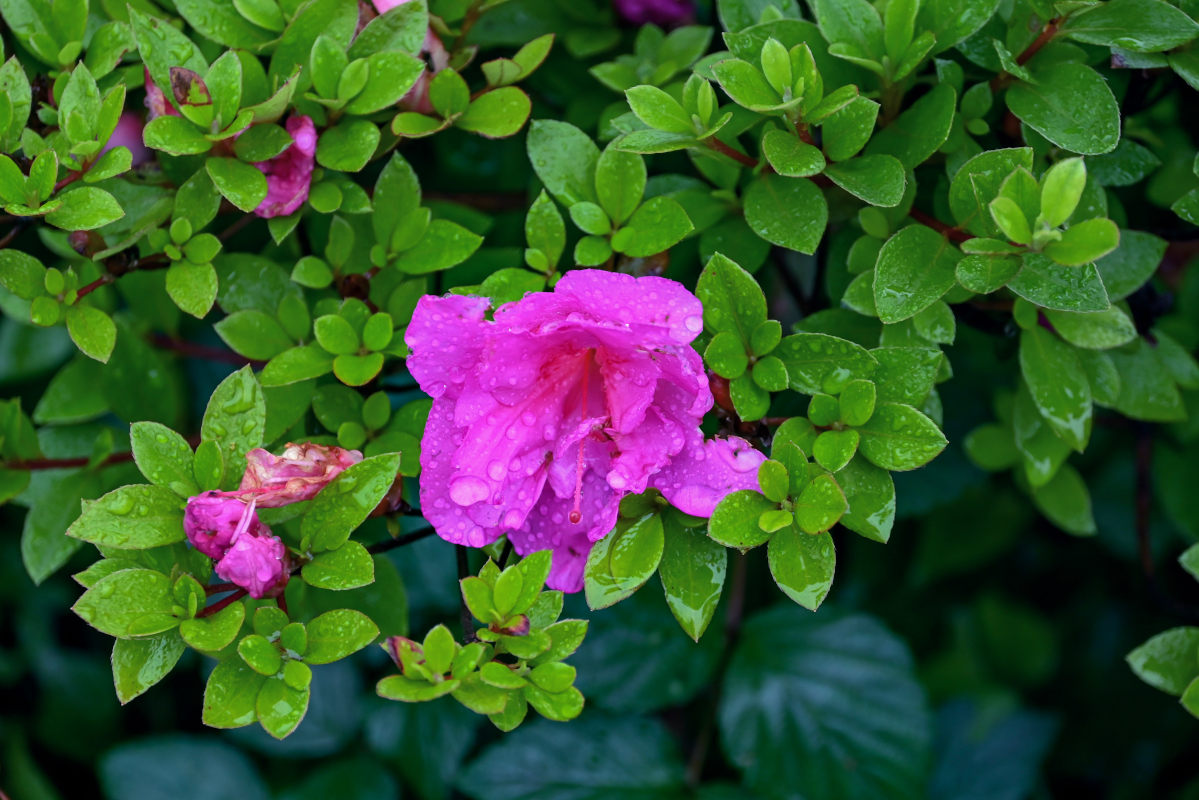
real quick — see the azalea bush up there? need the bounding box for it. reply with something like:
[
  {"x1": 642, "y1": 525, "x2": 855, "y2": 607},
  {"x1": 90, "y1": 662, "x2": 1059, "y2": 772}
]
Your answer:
[{"x1": 3, "y1": 0, "x2": 1199, "y2": 796}]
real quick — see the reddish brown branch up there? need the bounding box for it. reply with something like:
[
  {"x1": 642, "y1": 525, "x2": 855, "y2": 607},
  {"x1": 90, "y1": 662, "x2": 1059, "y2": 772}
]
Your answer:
[
  {"x1": 706, "y1": 137, "x2": 758, "y2": 168},
  {"x1": 990, "y1": 17, "x2": 1062, "y2": 89},
  {"x1": 197, "y1": 588, "x2": 247, "y2": 618},
  {"x1": 6, "y1": 451, "x2": 135, "y2": 471},
  {"x1": 151, "y1": 334, "x2": 262, "y2": 366},
  {"x1": 909, "y1": 209, "x2": 972, "y2": 244},
  {"x1": 76, "y1": 274, "x2": 114, "y2": 299},
  {"x1": 425, "y1": 191, "x2": 528, "y2": 212}
]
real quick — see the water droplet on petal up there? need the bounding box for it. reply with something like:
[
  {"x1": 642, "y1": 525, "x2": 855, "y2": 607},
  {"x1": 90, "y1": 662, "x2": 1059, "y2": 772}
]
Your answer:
[{"x1": 449, "y1": 476, "x2": 489, "y2": 507}]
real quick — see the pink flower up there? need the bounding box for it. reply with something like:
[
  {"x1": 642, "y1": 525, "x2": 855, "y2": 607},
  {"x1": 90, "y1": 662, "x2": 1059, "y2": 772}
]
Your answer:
[
  {"x1": 405, "y1": 270, "x2": 765, "y2": 592},
  {"x1": 613, "y1": 0, "x2": 693, "y2": 26},
  {"x1": 368, "y1": 0, "x2": 449, "y2": 115},
  {"x1": 215, "y1": 532, "x2": 290, "y2": 598},
  {"x1": 143, "y1": 68, "x2": 178, "y2": 119},
  {"x1": 184, "y1": 491, "x2": 269, "y2": 559},
  {"x1": 253, "y1": 116, "x2": 317, "y2": 218},
  {"x1": 238, "y1": 442, "x2": 363, "y2": 507},
  {"x1": 102, "y1": 112, "x2": 151, "y2": 166}
]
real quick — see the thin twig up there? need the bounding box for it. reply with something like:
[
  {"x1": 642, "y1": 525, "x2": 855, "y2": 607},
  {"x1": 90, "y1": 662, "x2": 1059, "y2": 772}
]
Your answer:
[
  {"x1": 197, "y1": 588, "x2": 247, "y2": 618},
  {"x1": 909, "y1": 209, "x2": 972, "y2": 244},
  {"x1": 7, "y1": 450, "x2": 135, "y2": 471},
  {"x1": 151, "y1": 334, "x2": 261, "y2": 366},
  {"x1": 706, "y1": 137, "x2": 758, "y2": 168},
  {"x1": 76, "y1": 275, "x2": 114, "y2": 299},
  {"x1": 990, "y1": 17, "x2": 1062, "y2": 89}
]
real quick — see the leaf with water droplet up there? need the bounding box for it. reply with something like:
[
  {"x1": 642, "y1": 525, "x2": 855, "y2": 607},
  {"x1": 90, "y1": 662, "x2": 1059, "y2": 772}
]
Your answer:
[
  {"x1": 659, "y1": 510, "x2": 727, "y2": 641},
  {"x1": 857, "y1": 402, "x2": 947, "y2": 471},
  {"x1": 130, "y1": 421, "x2": 198, "y2": 498},
  {"x1": 768, "y1": 525, "x2": 835, "y2": 610},
  {"x1": 201, "y1": 366, "x2": 266, "y2": 490},
  {"x1": 302, "y1": 452, "x2": 401, "y2": 552},
  {"x1": 584, "y1": 512, "x2": 665, "y2": 611},
  {"x1": 67, "y1": 484, "x2": 186, "y2": 549},
  {"x1": 72, "y1": 568, "x2": 179, "y2": 638},
  {"x1": 112, "y1": 630, "x2": 187, "y2": 704}
]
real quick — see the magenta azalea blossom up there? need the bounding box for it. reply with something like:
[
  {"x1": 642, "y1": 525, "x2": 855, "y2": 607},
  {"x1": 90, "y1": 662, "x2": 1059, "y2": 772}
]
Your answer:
[
  {"x1": 215, "y1": 531, "x2": 290, "y2": 598},
  {"x1": 405, "y1": 270, "x2": 765, "y2": 592},
  {"x1": 239, "y1": 443, "x2": 363, "y2": 507},
  {"x1": 184, "y1": 491, "x2": 267, "y2": 559},
  {"x1": 613, "y1": 0, "x2": 693, "y2": 27},
  {"x1": 253, "y1": 115, "x2": 317, "y2": 218}
]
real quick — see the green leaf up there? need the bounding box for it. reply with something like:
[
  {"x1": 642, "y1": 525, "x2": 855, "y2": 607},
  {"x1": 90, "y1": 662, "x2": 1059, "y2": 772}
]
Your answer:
[
  {"x1": 768, "y1": 526, "x2": 835, "y2": 610},
  {"x1": 711, "y1": 58, "x2": 783, "y2": 111},
  {"x1": 261, "y1": 345, "x2": 335, "y2": 386},
  {"x1": 175, "y1": 0, "x2": 275, "y2": 47},
  {"x1": 1107, "y1": 338, "x2": 1186, "y2": 422},
  {"x1": 112, "y1": 630, "x2": 186, "y2": 704},
  {"x1": 456, "y1": 87, "x2": 531, "y2": 139},
  {"x1": 1062, "y1": 0, "x2": 1199, "y2": 52},
  {"x1": 203, "y1": 659, "x2": 265, "y2": 728},
  {"x1": 696, "y1": 252, "x2": 767, "y2": 347},
  {"x1": 709, "y1": 489, "x2": 776, "y2": 549},
  {"x1": 858, "y1": 402, "x2": 947, "y2": 471},
  {"x1": 1038, "y1": 157, "x2": 1087, "y2": 228},
  {"x1": 316, "y1": 119, "x2": 380, "y2": 172},
  {"x1": 305, "y1": 608, "x2": 380, "y2": 664},
  {"x1": 584, "y1": 513, "x2": 665, "y2": 610},
  {"x1": 179, "y1": 600, "x2": 245, "y2": 651},
  {"x1": 350, "y1": 0, "x2": 427, "y2": 57},
  {"x1": 257, "y1": 676, "x2": 310, "y2": 739},
  {"x1": 1043, "y1": 219, "x2": 1120, "y2": 267},
  {"x1": 1095, "y1": 230, "x2": 1167, "y2": 301},
  {"x1": 1007, "y1": 254, "x2": 1110, "y2": 312},
  {"x1": 143, "y1": 115, "x2": 212, "y2": 155},
  {"x1": 1044, "y1": 307, "x2": 1137, "y2": 350},
  {"x1": 1006, "y1": 63, "x2": 1119, "y2": 156},
  {"x1": 45, "y1": 186, "x2": 125, "y2": 231},
  {"x1": 626, "y1": 85, "x2": 693, "y2": 134},
  {"x1": 201, "y1": 366, "x2": 265, "y2": 489},
  {"x1": 302, "y1": 540, "x2": 376, "y2": 589},
  {"x1": 165, "y1": 261, "x2": 219, "y2": 319},
  {"x1": 824, "y1": 155, "x2": 905, "y2": 207},
  {"x1": 73, "y1": 568, "x2": 179, "y2": 638},
  {"x1": 302, "y1": 453, "x2": 401, "y2": 551},
  {"x1": 1031, "y1": 463, "x2": 1096, "y2": 536},
  {"x1": 67, "y1": 484, "x2": 185, "y2": 549},
  {"x1": 1019, "y1": 327, "x2": 1092, "y2": 451},
  {"x1": 812, "y1": 429, "x2": 859, "y2": 473},
  {"x1": 761, "y1": 129, "x2": 825, "y2": 177},
  {"x1": 821, "y1": 96, "x2": 879, "y2": 161},
  {"x1": 793, "y1": 472, "x2": 848, "y2": 533},
  {"x1": 64, "y1": 304, "x2": 117, "y2": 362},
  {"x1": 527, "y1": 119, "x2": 600, "y2": 206},
  {"x1": 214, "y1": 310, "x2": 294, "y2": 360},
  {"x1": 744, "y1": 174, "x2": 828, "y2": 254},
  {"x1": 1127, "y1": 628, "x2": 1199, "y2": 695},
  {"x1": 956, "y1": 252, "x2": 1021, "y2": 294},
  {"x1": 130, "y1": 421, "x2": 198, "y2": 497},
  {"x1": 837, "y1": 455, "x2": 896, "y2": 542},
  {"x1": 706, "y1": 330, "x2": 750, "y2": 378},
  {"x1": 873, "y1": 225, "x2": 962, "y2": 323},
  {"x1": 611, "y1": 196, "x2": 693, "y2": 257},
  {"x1": 346, "y1": 52, "x2": 424, "y2": 115},
  {"x1": 813, "y1": 0, "x2": 884, "y2": 58},
  {"x1": 866, "y1": 83, "x2": 956, "y2": 169},
  {"x1": 721, "y1": 606, "x2": 930, "y2": 800},
  {"x1": 395, "y1": 219, "x2": 483, "y2": 274},
  {"x1": 595, "y1": 143, "x2": 646, "y2": 226},
  {"x1": 775, "y1": 332, "x2": 878, "y2": 395},
  {"x1": 659, "y1": 512, "x2": 727, "y2": 641}
]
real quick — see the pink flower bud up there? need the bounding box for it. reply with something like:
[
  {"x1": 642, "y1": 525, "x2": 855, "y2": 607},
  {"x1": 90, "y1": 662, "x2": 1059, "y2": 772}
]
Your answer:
[
  {"x1": 143, "y1": 68, "x2": 179, "y2": 120},
  {"x1": 237, "y1": 443, "x2": 364, "y2": 507},
  {"x1": 613, "y1": 0, "x2": 693, "y2": 26},
  {"x1": 102, "y1": 112, "x2": 151, "y2": 167},
  {"x1": 253, "y1": 115, "x2": 317, "y2": 219},
  {"x1": 184, "y1": 491, "x2": 268, "y2": 559},
  {"x1": 215, "y1": 532, "x2": 290, "y2": 598}
]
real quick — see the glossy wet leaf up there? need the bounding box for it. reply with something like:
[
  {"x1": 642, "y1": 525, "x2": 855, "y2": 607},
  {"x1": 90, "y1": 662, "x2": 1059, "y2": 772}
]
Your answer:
[
  {"x1": 857, "y1": 402, "x2": 947, "y2": 471},
  {"x1": 768, "y1": 526, "x2": 835, "y2": 610},
  {"x1": 67, "y1": 484, "x2": 186, "y2": 550},
  {"x1": 302, "y1": 453, "x2": 401, "y2": 551},
  {"x1": 659, "y1": 513, "x2": 727, "y2": 641},
  {"x1": 584, "y1": 512, "x2": 665, "y2": 610},
  {"x1": 1019, "y1": 327, "x2": 1092, "y2": 451}
]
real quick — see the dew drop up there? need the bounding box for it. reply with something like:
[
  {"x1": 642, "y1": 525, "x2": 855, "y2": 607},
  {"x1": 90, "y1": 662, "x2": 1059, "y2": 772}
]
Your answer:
[{"x1": 449, "y1": 476, "x2": 489, "y2": 507}]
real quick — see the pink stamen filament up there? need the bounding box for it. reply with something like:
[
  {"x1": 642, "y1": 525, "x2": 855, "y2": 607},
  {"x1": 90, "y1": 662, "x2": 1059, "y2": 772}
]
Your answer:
[
  {"x1": 232, "y1": 497, "x2": 258, "y2": 541},
  {"x1": 570, "y1": 438, "x2": 585, "y2": 524}
]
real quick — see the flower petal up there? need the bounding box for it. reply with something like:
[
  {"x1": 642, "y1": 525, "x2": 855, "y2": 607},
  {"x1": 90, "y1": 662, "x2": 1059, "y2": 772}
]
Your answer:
[
  {"x1": 406, "y1": 294, "x2": 491, "y2": 399},
  {"x1": 651, "y1": 436, "x2": 766, "y2": 517}
]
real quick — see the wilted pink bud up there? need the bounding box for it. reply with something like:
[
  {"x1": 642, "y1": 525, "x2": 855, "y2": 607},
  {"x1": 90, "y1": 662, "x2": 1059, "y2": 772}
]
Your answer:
[
  {"x1": 613, "y1": 0, "x2": 693, "y2": 26},
  {"x1": 143, "y1": 68, "x2": 179, "y2": 120},
  {"x1": 399, "y1": 31, "x2": 450, "y2": 115},
  {"x1": 215, "y1": 532, "x2": 290, "y2": 598},
  {"x1": 102, "y1": 112, "x2": 151, "y2": 167},
  {"x1": 253, "y1": 115, "x2": 317, "y2": 218},
  {"x1": 238, "y1": 442, "x2": 364, "y2": 507},
  {"x1": 184, "y1": 491, "x2": 268, "y2": 559}
]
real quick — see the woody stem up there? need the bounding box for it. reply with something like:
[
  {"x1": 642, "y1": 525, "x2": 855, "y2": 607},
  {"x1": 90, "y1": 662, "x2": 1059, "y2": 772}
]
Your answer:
[{"x1": 197, "y1": 589, "x2": 247, "y2": 618}]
